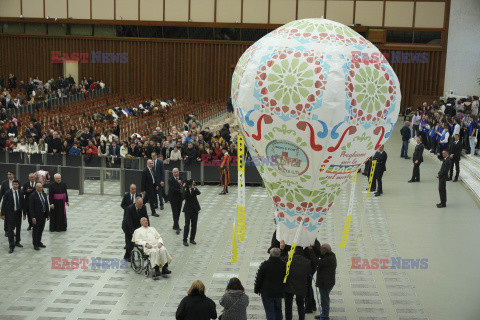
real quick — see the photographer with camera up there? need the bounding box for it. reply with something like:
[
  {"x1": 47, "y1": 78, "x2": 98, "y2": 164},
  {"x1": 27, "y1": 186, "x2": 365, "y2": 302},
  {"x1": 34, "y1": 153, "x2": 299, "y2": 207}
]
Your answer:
[{"x1": 182, "y1": 179, "x2": 201, "y2": 247}]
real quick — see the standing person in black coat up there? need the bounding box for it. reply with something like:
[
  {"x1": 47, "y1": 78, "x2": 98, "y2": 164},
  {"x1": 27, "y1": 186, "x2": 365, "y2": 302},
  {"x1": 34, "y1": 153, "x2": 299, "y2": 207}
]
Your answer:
[
  {"x1": 151, "y1": 152, "x2": 167, "y2": 210},
  {"x1": 168, "y1": 168, "x2": 184, "y2": 235},
  {"x1": 141, "y1": 159, "x2": 159, "y2": 217},
  {"x1": 372, "y1": 145, "x2": 388, "y2": 197},
  {"x1": 400, "y1": 121, "x2": 411, "y2": 159},
  {"x1": 254, "y1": 248, "x2": 286, "y2": 320},
  {"x1": 284, "y1": 247, "x2": 313, "y2": 320},
  {"x1": 0, "y1": 171, "x2": 15, "y2": 236},
  {"x1": 0, "y1": 180, "x2": 25, "y2": 253},
  {"x1": 408, "y1": 137, "x2": 424, "y2": 183},
  {"x1": 305, "y1": 239, "x2": 321, "y2": 313},
  {"x1": 122, "y1": 197, "x2": 149, "y2": 261},
  {"x1": 176, "y1": 280, "x2": 217, "y2": 320},
  {"x1": 308, "y1": 243, "x2": 337, "y2": 320},
  {"x1": 29, "y1": 183, "x2": 49, "y2": 250},
  {"x1": 22, "y1": 173, "x2": 37, "y2": 231},
  {"x1": 448, "y1": 134, "x2": 462, "y2": 182},
  {"x1": 436, "y1": 150, "x2": 452, "y2": 208},
  {"x1": 121, "y1": 184, "x2": 142, "y2": 250},
  {"x1": 182, "y1": 180, "x2": 201, "y2": 247}
]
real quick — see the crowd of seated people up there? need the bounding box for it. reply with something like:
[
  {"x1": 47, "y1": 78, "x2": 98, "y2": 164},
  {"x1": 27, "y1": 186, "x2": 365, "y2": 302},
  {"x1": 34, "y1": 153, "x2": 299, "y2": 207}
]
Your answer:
[
  {"x1": 0, "y1": 103, "x2": 239, "y2": 166},
  {"x1": 0, "y1": 73, "x2": 105, "y2": 110},
  {"x1": 410, "y1": 97, "x2": 479, "y2": 157}
]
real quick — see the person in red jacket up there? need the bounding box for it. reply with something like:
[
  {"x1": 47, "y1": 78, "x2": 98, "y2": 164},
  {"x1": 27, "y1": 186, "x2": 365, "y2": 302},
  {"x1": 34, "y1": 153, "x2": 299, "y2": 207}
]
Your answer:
[{"x1": 85, "y1": 140, "x2": 98, "y2": 156}]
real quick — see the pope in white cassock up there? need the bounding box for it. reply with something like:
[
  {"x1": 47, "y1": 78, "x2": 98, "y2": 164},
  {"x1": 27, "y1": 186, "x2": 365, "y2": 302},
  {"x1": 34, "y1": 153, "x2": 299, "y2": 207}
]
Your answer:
[{"x1": 132, "y1": 217, "x2": 173, "y2": 277}]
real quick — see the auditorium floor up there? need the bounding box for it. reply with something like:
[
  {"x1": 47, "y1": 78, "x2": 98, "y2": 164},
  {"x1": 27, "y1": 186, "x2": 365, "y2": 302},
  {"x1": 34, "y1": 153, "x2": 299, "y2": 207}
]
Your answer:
[{"x1": 0, "y1": 128, "x2": 479, "y2": 320}]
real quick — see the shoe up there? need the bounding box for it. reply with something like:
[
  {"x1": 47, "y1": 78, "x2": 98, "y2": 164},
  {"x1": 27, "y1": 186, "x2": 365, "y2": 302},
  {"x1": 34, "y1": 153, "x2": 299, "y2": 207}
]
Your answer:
[
  {"x1": 34, "y1": 246, "x2": 40, "y2": 250},
  {"x1": 160, "y1": 206, "x2": 164, "y2": 210},
  {"x1": 4, "y1": 232, "x2": 7, "y2": 237},
  {"x1": 314, "y1": 316, "x2": 320, "y2": 319},
  {"x1": 436, "y1": 203, "x2": 446, "y2": 208},
  {"x1": 162, "y1": 264, "x2": 172, "y2": 275},
  {"x1": 126, "y1": 258, "x2": 131, "y2": 262},
  {"x1": 453, "y1": 178, "x2": 458, "y2": 182},
  {"x1": 183, "y1": 241, "x2": 189, "y2": 247},
  {"x1": 446, "y1": 178, "x2": 452, "y2": 181},
  {"x1": 219, "y1": 192, "x2": 226, "y2": 195},
  {"x1": 152, "y1": 213, "x2": 159, "y2": 217},
  {"x1": 176, "y1": 229, "x2": 180, "y2": 235},
  {"x1": 39, "y1": 244, "x2": 46, "y2": 248},
  {"x1": 190, "y1": 240, "x2": 197, "y2": 245},
  {"x1": 405, "y1": 156, "x2": 411, "y2": 159},
  {"x1": 154, "y1": 266, "x2": 161, "y2": 277},
  {"x1": 9, "y1": 248, "x2": 14, "y2": 254},
  {"x1": 374, "y1": 192, "x2": 381, "y2": 197},
  {"x1": 27, "y1": 226, "x2": 32, "y2": 231},
  {"x1": 123, "y1": 245, "x2": 126, "y2": 249},
  {"x1": 15, "y1": 243, "x2": 23, "y2": 248},
  {"x1": 305, "y1": 309, "x2": 313, "y2": 314},
  {"x1": 408, "y1": 180, "x2": 414, "y2": 183}
]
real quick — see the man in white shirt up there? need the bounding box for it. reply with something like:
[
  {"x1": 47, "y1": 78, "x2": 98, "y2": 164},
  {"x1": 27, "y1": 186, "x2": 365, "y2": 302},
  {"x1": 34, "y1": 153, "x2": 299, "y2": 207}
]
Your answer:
[{"x1": 132, "y1": 217, "x2": 172, "y2": 278}]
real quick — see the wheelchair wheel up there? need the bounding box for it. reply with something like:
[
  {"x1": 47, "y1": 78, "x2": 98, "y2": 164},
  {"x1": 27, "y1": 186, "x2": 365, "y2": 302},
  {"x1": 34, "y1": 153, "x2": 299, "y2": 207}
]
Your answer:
[
  {"x1": 144, "y1": 262, "x2": 151, "y2": 277},
  {"x1": 131, "y1": 249, "x2": 143, "y2": 274}
]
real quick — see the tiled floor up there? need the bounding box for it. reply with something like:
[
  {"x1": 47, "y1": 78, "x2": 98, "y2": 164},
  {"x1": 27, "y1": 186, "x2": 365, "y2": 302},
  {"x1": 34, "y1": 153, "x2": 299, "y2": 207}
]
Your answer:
[{"x1": 0, "y1": 127, "x2": 479, "y2": 320}]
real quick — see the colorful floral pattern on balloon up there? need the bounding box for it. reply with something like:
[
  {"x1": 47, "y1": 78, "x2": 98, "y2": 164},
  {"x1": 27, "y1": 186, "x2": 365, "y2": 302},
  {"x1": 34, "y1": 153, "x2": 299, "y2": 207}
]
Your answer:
[
  {"x1": 343, "y1": 56, "x2": 398, "y2": 129},
  {"x1": 254, "y1": 48, "x2": 330, "y2": 122},
  {"x1": 272, "y1": 20, "x2": 373, "y2": 50}
]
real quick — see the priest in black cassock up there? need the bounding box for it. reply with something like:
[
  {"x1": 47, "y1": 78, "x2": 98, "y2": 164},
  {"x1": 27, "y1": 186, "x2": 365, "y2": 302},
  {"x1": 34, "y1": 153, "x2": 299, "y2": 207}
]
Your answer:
[{"x1": 49, "y1": 173, "x2": 69, "y2": 232}]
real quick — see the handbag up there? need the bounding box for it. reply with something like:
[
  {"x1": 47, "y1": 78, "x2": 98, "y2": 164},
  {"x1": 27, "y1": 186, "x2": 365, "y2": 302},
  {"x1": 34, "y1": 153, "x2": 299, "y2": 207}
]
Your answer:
[{"x1": 219, "y1": 295, "x2": 242, "y2": 320}]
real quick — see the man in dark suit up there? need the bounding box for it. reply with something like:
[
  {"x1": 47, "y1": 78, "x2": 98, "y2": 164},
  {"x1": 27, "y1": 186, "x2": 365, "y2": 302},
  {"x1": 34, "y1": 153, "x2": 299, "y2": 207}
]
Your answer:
[
  {"x1": 448, "y1": 134, "x2": 462, "y2": 182},
  {"x1": 400, "y1": 121, "x2": 411, "y2": 159},
  {"x1": 168, "y1": 168, "x2": 184, "y2": 235},
  {"x1": 284, "y1": 247, "x2": 313, "y2": 320},
  {"x1": 372, "y1": 145, "x2": 387, "y2": 196},
  {"x1": 308, "y1": 243, "x2": 337, "y2": 320},
  {"x1": 29, "y1": 182, "x2": 49, "y2": 250},
  {"x1": 151, "y1": 152, "x2": 166, "y2": 210},
  {"x1": 0, "y1": 180, "x2": 25, "y2": 253},
  {"x1": 141, "y1": 159, "x2": 159, "y2": 217},
  {"x1": 437, "y1": 150, "x2": 452, "y2": 208},
  {"x1": 0, "y1": 171, "x2": 15, "y2": 236},
  {"x1": 23, "y1": 173, "x2": 37, "y2": 231},
  {"x1": 121, "y1": 184, "x2": 142, "y2": 210},
  {"x1": 408, "y1": 137, "x2": 424, "y2": 183},
  {"x1": 182, "y1": 179, "x2": 201, "y2": 247},
  {"x1": 122, "y1": 197, "x2": 149, "y2": 261}
]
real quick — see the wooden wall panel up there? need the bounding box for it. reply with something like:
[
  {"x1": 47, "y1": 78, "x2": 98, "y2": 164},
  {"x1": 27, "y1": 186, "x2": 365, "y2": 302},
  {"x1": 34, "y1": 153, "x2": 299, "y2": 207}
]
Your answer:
[{"x1": 0, "y1": 34, "x2": 444, "y2": 112}]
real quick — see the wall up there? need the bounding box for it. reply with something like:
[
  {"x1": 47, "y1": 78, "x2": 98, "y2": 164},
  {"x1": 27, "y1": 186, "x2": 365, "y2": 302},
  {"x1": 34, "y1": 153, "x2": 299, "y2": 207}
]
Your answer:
[
  {"x1": 0, "y1": 34, "x2": 445, "y2": 111},
  {"x1": 0, "y1": 0, "x2": 447, "y2": 28},
  {"x1": 443, "y1": 0, "x2": 480, "y2": 97}
]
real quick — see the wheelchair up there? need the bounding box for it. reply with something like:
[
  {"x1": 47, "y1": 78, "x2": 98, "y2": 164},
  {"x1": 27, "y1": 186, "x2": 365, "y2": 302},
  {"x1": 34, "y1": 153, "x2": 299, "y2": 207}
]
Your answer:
[{"x1": 131, "y1": 244, "x2": 151, "y2": 277}]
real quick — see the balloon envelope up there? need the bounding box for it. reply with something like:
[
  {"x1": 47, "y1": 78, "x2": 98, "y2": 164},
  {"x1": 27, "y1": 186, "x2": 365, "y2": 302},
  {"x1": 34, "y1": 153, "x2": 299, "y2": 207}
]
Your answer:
[{"x1": 232, "y1": 19, "x2": 401, "y2": 247}]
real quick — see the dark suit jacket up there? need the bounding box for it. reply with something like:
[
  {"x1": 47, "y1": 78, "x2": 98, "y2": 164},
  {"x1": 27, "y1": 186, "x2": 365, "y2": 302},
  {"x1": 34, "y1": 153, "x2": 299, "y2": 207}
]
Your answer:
[
  {"x1": 309, "y1": 251, "x2": 337, "y2": 289},
  {"x1": 412, "y1": 143, "x2": 424, "y2": 163},
  {"x1": 438, "y1": 157, "x2": 452, "y2": 180},
  {"x1": 141, "y1": 167, "x2": 156, "y2": 192},
  {"x1": 285, "y1": 253, "x2": 313, "y2": 297},
  {"x1": 448, "y1": 141, "x2": 462, "y2": 160},
  {"x1": 122, "y1": 203, "x2": 149, "y2": 234},
  {"x1": 22, "y1": 181, "x2": 36, "y2": 211},
  {"x1": 183, "y1": 187, "x2": 201, "y2": 214},
  {"x1": 0, "y1": 179, "x2": 12, "y2": 201},
  {"x1": 1, "y1": 189, "x2": 25, "y2": 218},
  {"x1": 29, "y1": 191, "x2": 50, "y2": 220},
  {"x1": 152, "y1": 159, "x2": 165, "y2": 184},
  {"x1": 168, "y1": 176, "x2": 184, "y2": 203},
  {"x1": 121, "y1": 192, "x2": 142, "y2": 210},
  {"x1": 373, "y1": 151, "x2": 387, "y2": 172}
]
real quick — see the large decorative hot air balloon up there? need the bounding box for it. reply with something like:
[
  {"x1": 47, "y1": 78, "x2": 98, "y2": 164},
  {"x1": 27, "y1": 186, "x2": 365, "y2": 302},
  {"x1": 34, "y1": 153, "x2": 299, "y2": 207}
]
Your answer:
[{"x1": 232, "y1": 18, "x2": 401, "y2": 247}]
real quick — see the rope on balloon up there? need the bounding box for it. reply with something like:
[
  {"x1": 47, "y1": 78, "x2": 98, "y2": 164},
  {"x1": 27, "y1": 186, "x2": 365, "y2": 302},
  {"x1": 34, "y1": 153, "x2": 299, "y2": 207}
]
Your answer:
[
  {"x1": 283, "y1": 157, "x2": 331, "y2": 283},
  {"x1": 349, "y1": 160, "x2": 377, "y2": 270},
  {"x1": 339, "y1": 172, "x2": 357, "y2": 248}
]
